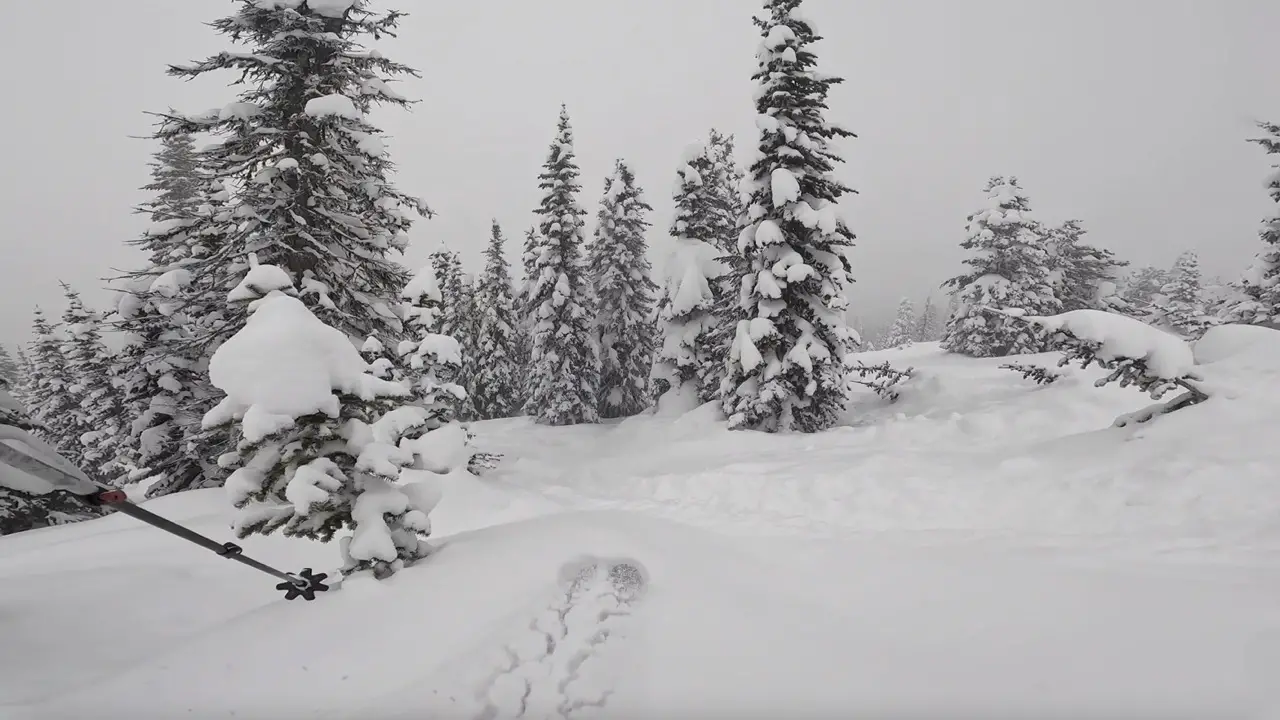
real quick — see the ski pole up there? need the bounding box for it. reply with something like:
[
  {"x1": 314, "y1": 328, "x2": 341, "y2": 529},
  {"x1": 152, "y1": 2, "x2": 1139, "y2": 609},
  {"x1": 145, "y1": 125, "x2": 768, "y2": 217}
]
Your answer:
[
  {"x1": 87, "y1": 489, "x2": 328, "y2": 600},
  {"x1": 0, "y1": 439, "x2": 328, "y2": 600}
]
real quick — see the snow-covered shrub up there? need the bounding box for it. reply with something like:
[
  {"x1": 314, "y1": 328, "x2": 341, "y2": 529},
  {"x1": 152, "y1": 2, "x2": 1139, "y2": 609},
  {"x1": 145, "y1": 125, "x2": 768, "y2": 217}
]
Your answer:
[
  {"x1": 999, "y1": 362, "x2": 1064, "y2": 386},
  {"x1": 847, "y1": 361, "x2": 915, "y2": 403},
  {"x1": 1017, "y1": 309, "x2": 1209, "y2": 426}
]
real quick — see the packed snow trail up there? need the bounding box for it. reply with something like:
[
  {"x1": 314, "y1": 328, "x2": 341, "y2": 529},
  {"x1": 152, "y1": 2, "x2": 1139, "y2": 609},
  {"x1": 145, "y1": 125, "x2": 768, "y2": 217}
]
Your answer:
[{"x1": 444, "y1": 558, "x2": 648, "y2": 720}]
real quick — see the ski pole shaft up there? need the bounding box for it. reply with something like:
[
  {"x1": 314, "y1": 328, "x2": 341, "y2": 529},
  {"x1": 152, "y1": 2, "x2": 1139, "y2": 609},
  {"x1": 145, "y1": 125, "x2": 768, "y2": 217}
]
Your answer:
[{"x1": 91, "y1": 491, "x2": 304, "y2": 586}]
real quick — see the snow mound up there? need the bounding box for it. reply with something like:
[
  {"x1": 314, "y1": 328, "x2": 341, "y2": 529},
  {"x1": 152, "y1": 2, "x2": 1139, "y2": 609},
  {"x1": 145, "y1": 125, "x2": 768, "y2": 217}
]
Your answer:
[
  {"x1": 1193, "y1": 323, "x2": 1280, "y2": 367},
  {"x1": 227, "y1": 263, "x2": 294, "y2": 302},
  {"x1": 304, "y1": 93, "x2": 360, "y2": 120},
  {"x1": 204, "y1": 294, "x2": 403, "y2": 442}
]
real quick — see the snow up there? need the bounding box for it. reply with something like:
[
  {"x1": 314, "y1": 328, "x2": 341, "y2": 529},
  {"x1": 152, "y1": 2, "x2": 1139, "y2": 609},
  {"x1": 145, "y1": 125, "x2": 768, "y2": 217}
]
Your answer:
[
  {"x1": 303, "y1": 0, "x2": 358, "y2": 17},
  {"x1": 304, "y1": 93, "x2": 360, "y2": 120},
  {"x1": 770, "y1": 167, "x2": 800, "y2": 208},
  {"x1": 401, "y1": 264, "x2": 440, "y2": 304},
  {"x1": 147, "y1": 268, "x2": 190, "y2": 298},
  {"x1": 204, "y1": 294, "x2": 405, "y2": 443},
  {"x1": 764, "y1": 23, "x2": 796, "y2": 50},
  {"x1": 227, "y1": 263, "x2": 294, "y2": 302},
  {"x1": 5, "y1": 343, "x2": 1280, "y2": 717}
]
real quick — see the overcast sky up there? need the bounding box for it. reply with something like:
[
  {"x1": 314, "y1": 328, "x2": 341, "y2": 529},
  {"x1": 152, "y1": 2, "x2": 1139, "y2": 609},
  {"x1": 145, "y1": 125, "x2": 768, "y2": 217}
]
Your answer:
[{"x1": 3, "y1": 0, "x2": 1279, "y2": 346}]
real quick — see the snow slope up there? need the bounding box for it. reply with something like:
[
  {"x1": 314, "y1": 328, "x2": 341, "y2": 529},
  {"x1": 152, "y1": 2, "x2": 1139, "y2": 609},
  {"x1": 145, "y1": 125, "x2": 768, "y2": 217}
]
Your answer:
[{"x1": 3, "y1": 343, "x2": 1280, "y2": 718}]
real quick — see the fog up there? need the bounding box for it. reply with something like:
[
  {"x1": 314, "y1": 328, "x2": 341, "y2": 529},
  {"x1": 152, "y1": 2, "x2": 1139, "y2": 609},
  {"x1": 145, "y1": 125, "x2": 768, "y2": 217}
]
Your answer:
[{"x1": 3, "y1": 0, "x2": 1278, "y2": 344}]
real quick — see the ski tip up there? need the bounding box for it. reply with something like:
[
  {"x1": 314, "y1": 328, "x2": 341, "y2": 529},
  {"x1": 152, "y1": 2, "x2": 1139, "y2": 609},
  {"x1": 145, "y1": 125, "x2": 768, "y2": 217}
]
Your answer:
[{"x1": 556, "y1": 556, "x2": 649, "y2": 599}]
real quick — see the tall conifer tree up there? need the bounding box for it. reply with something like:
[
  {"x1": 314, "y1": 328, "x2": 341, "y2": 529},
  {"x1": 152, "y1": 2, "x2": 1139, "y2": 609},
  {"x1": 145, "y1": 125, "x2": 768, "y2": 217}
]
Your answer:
[
  {"x1": 523, "y1": 106, "x2": 599, "y2": 425},
  {"x1": 722, "y1": 0, "x2": 858, "y2": 432}
]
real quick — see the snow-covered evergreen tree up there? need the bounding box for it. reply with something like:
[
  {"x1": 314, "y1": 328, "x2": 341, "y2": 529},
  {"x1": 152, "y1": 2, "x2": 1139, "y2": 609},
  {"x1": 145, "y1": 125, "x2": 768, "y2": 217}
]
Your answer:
[
  {"x1": 700, "y1": 129, "x2": 750, "y2": 406},
  {"x1": 523, "y1": 106, "x2": 599, "y2": 426},
  {"x1": 588, "y1": 160, "x2": 658, "y2": 418},
  {"x1": 426, "y1": 247, "x2": 474, "y2": 417},
  {"x1": 654, "y1": 142, "x2": 723, "y2": 404},
  {"x1": 942, "y1": 177, "x2": 1059, "y2": 357},
  {"x1": 114, "y1": 174, "x2": 236, "y2": 498},
  {"x1": 1227, "y1": 121, "x2": 1280, "y2": 325},
  {"x1": 722, "y1": 0, "x2": 859, "y2": 432},
  {"x1": 1121, "y1": 265, "x2": 1172, "y2": 313},
  {"x1": 0, "y1": 346, "x2": 18, "y2": 385},
  {"x1": 49, "y1": 287, "x2": 99, "y2": 468},
  {"x1": 430, "y1": 248, "x2": 466, "y2": 338},
  {"x1": 520, "y1": 226, "x2": 540, "y2": 311},
  {"x1": 469, "y1": 221, "x2": 524, "y2": 419},
  {"x1": 58, "y1": 288, "x2": 128, "y2": 480},
  {"x1": 915, "y1": 296, "x2": 939, "y2": 342},
  {"x1": 515, "y1": 226, "x2": 539, "y2": 373},
  {"x1": 707, "y1": 130, "x2": 746, "y2": 253},
  {"x1": 158, "y1": 0, "x2": 428, "y2": 343},
  {"x1": 141, "y1": 131, "x2": 202, "y2": 222},
  {"x1": 23, "y1": 309, "x2": 74, "y2": 456},
  {"x1": 1153, "y1": 251, "x2": 1213, "y2": 338},
  {"x1": 1048, "y1": 219, "x2": 1128, "y2": 312},
  {"x1": 206, "y1": 265, "x2": 463, "y2": 579},
  {"x1": 882, "y1": 298, "x2": 917, "y2": 348}
]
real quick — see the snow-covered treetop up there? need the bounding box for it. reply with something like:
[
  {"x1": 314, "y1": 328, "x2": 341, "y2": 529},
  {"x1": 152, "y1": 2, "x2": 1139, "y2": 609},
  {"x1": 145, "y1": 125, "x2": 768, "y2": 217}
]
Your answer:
[
  {"x1": 531, "y1": 105, "x2": 587, "y2": 277},
  {"x1": 968, "y1": 178, "x2": 1035, "y2": 232},
  {"x1": 156, "y1": 0, "x2": 429, "y2": 342},
  {"x1": 671, "y1": 141, "x2": 719, "y2": 246},
  {"x1": 945, "y1": 176, "x2": 1053, "y2": 294}
]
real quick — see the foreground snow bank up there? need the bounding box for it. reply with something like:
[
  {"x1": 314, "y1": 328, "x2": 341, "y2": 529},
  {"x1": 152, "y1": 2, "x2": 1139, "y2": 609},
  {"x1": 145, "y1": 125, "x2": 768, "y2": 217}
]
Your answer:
[{"x1": 4, "y1": 504, "x2": 1277, "y2": 719}]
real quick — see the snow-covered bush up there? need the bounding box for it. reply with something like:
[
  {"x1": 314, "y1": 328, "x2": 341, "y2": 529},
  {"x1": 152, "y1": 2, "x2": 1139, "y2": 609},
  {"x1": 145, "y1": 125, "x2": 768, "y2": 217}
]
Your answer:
[
  {"x1": 847, "y1": 361, "x2": 915, "y2": 402},
  {"x1": 943, "y1": 177, "x2": 1060, "y2": 357},
  {"x1": 204, "y1": 266, "x2": 466, "y2": 580},
  {"x1": 1017, "y1": 309, "x2": 1208, "y2": 426},
  {"x1": 721, "y1": 0, "x2": 859, "y2": 432},
  {"x1": 999, "y1": 362, "x2": 1064, "y2": 386}
]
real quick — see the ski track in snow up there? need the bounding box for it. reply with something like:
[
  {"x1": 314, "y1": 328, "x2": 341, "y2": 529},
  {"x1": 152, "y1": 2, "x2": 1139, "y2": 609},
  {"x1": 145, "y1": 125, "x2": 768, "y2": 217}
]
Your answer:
[{"x1": 463, "y1": 558, "x2": 647, "y2": 720}]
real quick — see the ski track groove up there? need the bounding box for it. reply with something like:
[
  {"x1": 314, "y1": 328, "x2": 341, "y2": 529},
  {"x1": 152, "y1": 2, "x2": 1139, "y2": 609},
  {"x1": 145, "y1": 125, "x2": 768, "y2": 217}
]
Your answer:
[{"x1": 473, "y1": 561, "x2": 644, "y2": 720}]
